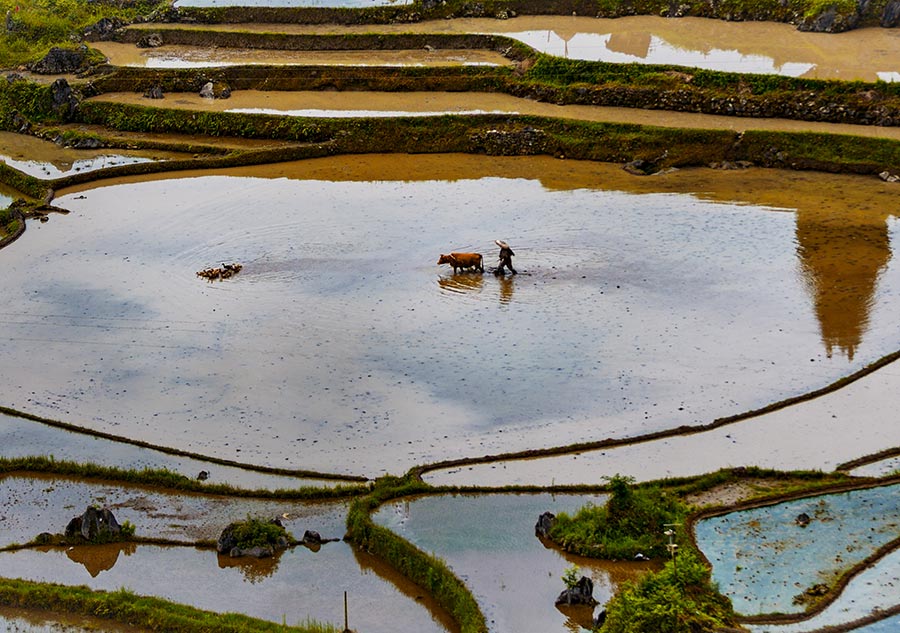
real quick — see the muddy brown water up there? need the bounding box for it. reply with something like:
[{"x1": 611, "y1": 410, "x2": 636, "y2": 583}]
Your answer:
[
  {"x1": 125, "y1": 16, "x2": 900, "y2": 81},
  {"x1": 93, "y1": 41, "x2": 509, "y2": 68},
  {"x1": 4, "y1": 154, "x2": 900, "y2": 478},
  {"x1": 0, "y1": 607, "x2": 144, "y2": 632},
  {"x1": 90, "y1": 91, "x2": 900, "y2": 141},
  {"x1": 0, "y1": 132, "x2": 192, "y2": 179},
  {"x1": 372, "y1": 492, "x2": 657, "y2": 632}
]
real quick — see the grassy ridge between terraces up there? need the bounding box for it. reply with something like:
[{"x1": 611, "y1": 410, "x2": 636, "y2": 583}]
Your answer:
[
  {"x1": 345, "y1": 475, "x2": 488, "y2": 633},
  {"x1": 0, "y1": 578, "x2": 339, "y2": 633}
]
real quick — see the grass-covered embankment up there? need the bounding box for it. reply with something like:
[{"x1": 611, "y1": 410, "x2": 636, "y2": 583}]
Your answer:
[
  {"x1": 345, "y1": 475, "x2": 488, "y2": 633},
  {"x1": 0, "y1": 201, "x2": 25, "y2": 247},
  {"x1": 0, "y1": 455, "x2": 370, "y2": 500},
  {"x1": 0, "y1": 578, "x2": 339, "y2": 633}
]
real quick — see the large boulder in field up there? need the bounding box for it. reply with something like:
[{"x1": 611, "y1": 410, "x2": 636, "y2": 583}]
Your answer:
[
  {"x1": 555, "y1": 576, "x2": 597, "y2": 606},
  {"x1": 217, "y1": 519, "x2": 291, "y2": 558},
  {"x1": 535, "y1": 512, "x2": 556, "y2": 539},
  {"x1": 883, "y1": 0, "x2": 900, "y2": 26},
  {"x1": 29, "y1": 47, "x2": 87, "y2": 74},
  {"x1": 49, "y1": 78, "x2": 80, "y2": 121},
  {"x1": 83, "y1": 17, "x2": 125, "y2": 41},
  {"x1": 64, "y1": 506, "x2": 122, "y2": 542}
]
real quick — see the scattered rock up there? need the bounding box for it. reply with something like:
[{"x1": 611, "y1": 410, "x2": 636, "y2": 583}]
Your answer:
[
  {"x1": 633, "y1": 552, "x2": 650, "y2": 561},
  {"x1": 795, "y1": 512, "x2": 812, "y2": 527},
  {"x1": 29, "y1": 47, "x2": 88, "y2": 75},
  {"x1": 49, "y1": 78, "x2": 80, "y2": 121},
  {"x1": 883, "y1": 0, "x2": 900, "y2": 26},
  {"x1": 64, "y1": 506, "x2": 122, "y2": 543},
  {"x1": 594, "y1": 608, "x2": 607, "y2": 628},
  {"x1": 535, "y1": 511, "x2": 556, "y2": 539},
  {"x1": 555, "y1": 576, "x2": 597, "y2": 606},
  {"x1": 136, "y1": 32, "x2": 163, "y2": 48},
  {"x1": 83, "y1": 17, "x2": 125, "y2": 41},
  {"x1": 879, "y1": 170, "x2": 900, "y2": 183},
  {"x1": 197, "y1": 470, "x2": 209, "y2": 481},
  {"x1": 199, "y1": 80, "x2": 231, "y2": 99},
  {"x1": 709, "y1": 160, "x2": 753, "y2": 170},
  {"x1": 144, "y1": 84, "x2": 164, "y2": 99},
  {"x1": 217, "y1": 518, "x2": 291, "y2": 558},
  {"x1": 623, "y1": 158, "x2": 659, "y2": 176}
]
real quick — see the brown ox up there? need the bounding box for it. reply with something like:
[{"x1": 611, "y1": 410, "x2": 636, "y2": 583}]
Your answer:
[{"x1": 438, "y1": 252, "x2": 484, "y2": 273}]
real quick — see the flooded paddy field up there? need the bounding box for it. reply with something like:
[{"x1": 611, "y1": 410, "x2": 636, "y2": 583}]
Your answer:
[
  {"x1": 0, "y1": 132, "x2": 191, "y2": 180},
  {"x1": 0, "y1": 607, "x2": 143, "y2": 632},
  {"x1": 424, "y1": 357, "x2": 900, "y2": 485},
  {"x1": 90, "y1": 91, "x2": 900, "y2": 141},
  {"x1": 744, "y1": 546, "x2": 900, "y2": 632},
  {"x1": 128, "y1": 16, "x2": 900, "y2": 81},
  {"x1": 0, "y1": 474, "x2": 451, "y2": 631},
  {"x1": 0, "y1": 473, "x2": 349, "y2": 545},
  {"x1": 4, "y1": 155, "x2": 900, "y2": 478},
  {"x1": 694, "y1": 482, "x2": 900, "y2": 616},
  {"x1": 0, "y1": 411, "x2": 352, "y2": 490},
  {"x1": 372, "y1": 492, "x2": 655, "y2": 632},
  {"x1": 92, "y1": 42, "x2": 508, "y2": 68},
  {"x1": 0, "y1": 544, "x2": 451, "y2": 632}
]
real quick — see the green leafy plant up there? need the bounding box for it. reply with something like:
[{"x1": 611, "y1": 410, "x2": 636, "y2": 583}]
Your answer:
[{"x1": 562, "y1": 564, "x2": 581, "y2": 589}]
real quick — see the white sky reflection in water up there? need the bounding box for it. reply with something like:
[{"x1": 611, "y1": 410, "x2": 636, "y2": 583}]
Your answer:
[
  {"x1": 4, "y1": 161, "x2": 900, "y2": 477},
  {"x1": 506, "y1": 30, "x2": 816, "y2": 76},
  {"x1": 225, "y1": 107, "x2": 513, "y2": 117}
]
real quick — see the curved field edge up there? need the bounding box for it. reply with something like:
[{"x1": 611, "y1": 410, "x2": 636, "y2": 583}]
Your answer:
[
  {"x1": 685, "y1": 475, "x2": 900, "y2": 624},
  {"x1": 345, "y1": 475, "x2": 487, "y2": 633},
  {"x1": 0, "y1": 455, "x2": 370, "y2": 499},
  {"x1": 0, "y1": 578, "x2": 340, "y2": 633},
  {"x1": 160, "y1": 0, "x2": 894, "y2": 32},
  {"x1": 0, "y1": 406, "x2": 367, "y2": 484}
]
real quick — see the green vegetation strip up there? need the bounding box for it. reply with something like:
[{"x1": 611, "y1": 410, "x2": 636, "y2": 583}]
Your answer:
[
  {"x1": 0, "y1": 455, "x2": 369, "y2": 499},
  {"x1": 0, "y1": 578, "x2": 338, "y2": 633},
  {"x1": 0, "y1": 202, "x2": 25, "y2": 248},
  {"x1": 345, "y1": 475, "x2": 488, "y2": 633},
  {"x1": 0, "y1": 405, "x2": 366, "y2": 483}
]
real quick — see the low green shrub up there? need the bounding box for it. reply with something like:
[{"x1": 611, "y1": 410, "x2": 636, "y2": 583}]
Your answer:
[
  {"x1": 550, "y1": 475, "x2": 689, "y2": 560},
  {"x1": 599, "y1": 548, "x2": 737, "y2": 633}
]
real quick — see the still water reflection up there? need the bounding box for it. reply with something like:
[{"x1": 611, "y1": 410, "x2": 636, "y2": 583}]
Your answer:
[
  {"x1": 0, "y1": 544, "x2": 451, "y2": 633},
  {"x1": 373, "y1": 493, "x2": 655, "y2": 633},
  {"x1": 3, "y1": 156, "x2": 900, "y2": 477}
]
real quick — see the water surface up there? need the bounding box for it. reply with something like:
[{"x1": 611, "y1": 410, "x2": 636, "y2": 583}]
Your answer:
[
  {"x1": 4, "y1": 156, "x2": 900, "y2": 477},
  {"x1": 373, "y1": 493, "x2": 654, "y2": 632},
  {"x1": 694, "y1": 483, "x2": 900, "y2": 616}
]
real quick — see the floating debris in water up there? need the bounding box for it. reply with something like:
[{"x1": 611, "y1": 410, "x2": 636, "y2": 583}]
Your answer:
[{"x1": 197, "y1": 263, "x2": 242, "y2": 281}]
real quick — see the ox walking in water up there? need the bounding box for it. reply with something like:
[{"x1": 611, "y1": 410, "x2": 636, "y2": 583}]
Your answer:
[{"x1": 437, "y1": 252, "x2": 484, "y2": 273}]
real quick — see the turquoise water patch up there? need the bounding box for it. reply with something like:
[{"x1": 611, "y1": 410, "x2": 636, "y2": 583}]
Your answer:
[
  {"x1": 695, "y1": 483, "x2": 900, "y2": 616},
  {"x1": 746, "y1": 546, "x2": 900, "y2": 632}
]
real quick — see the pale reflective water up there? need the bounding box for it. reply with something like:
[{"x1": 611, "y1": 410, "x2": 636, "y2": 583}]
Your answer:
[
  {"x1": 746, "y1": 547, "x2": 900, "y2": 632},
  {"x1": 694, "y1": 483, "x2": 900, "y2": 616},
  {"x1": 0, "y1": 411, "x2": 352, "y2": 490},
  {"x1": 4, "y1": 156, "x2": 900, "y2": 477},
  {"x1": 373, "y1": 493, "x2": 655, "y2": 632},
  {"x1": 0, "y1": 132, "x2": 190, "y2": 179},
  {"x1": 121, "y1": 17, "x2": 900, "y2": 81},
  {"x1": 0, "y1": 544, "x2": 451, "y2": 633}
]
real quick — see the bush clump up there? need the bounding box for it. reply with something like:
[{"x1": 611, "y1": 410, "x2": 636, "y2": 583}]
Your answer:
[
  {"x1": 550, "y1": 475, "x2": 688, "y2": 560},
  {"x1": 599, "y1": 548, "x2": 737, "y2": 633}
]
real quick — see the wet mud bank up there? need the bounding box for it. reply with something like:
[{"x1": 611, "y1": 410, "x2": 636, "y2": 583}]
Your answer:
[
  {"x1": 111, "y1": 27, "x2": 527, "y2": 59},
  {"x1": 160, "y1": 0, "x2": 900, "y2": 33},
  {"x1": 83, "y1": 52, "x2": 900, "y2": 128}
]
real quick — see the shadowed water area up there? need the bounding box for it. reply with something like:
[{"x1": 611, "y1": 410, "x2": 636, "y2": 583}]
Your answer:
[
  {"x1": 372, "y1": 493, "x2": 656, "y2": 632},
  {"x1": 125, "y1": 17, "x2": 900, "y2": 81},
  {"x1": 3, "y1": 155, "x2": 900, "y2": 477}
]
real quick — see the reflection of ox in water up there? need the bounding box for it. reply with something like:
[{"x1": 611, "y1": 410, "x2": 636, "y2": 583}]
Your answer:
[
  {"x1": 437, "y1": 252, "x2": 484, "y2": 273},
  {"x1": 438, "y1": 272, "x2": 485, "y2": 295}
]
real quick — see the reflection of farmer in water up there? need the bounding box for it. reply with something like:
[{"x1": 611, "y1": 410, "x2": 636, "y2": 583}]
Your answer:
[{"x1": 494, "y1": 239, "x2": 516, "y2": 275}]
